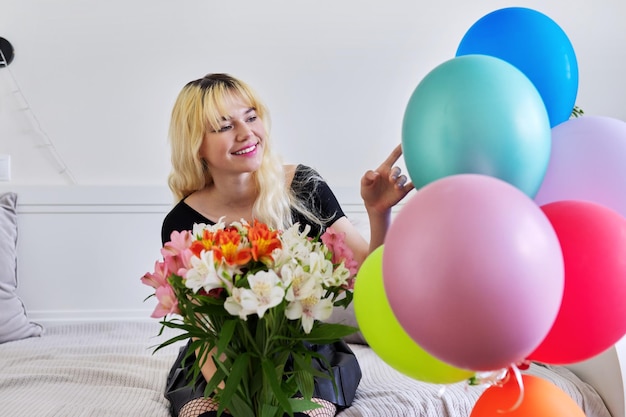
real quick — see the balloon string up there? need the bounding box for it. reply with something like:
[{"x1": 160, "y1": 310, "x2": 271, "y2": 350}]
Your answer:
[{"x1": 497, "y1": 365, "x2": 524, "y2": 414}]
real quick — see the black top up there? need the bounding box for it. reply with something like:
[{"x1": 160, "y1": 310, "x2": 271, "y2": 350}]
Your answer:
[
  {"x1": 161, "y1": 165, "x2": 345, "y2": 245},
  {"x1": 161, "y1": 165, "x2": 360, "y2": 414}
]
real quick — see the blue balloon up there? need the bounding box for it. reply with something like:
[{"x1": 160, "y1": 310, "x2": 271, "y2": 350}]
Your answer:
[
  {"x1": 402, "y1": 55, "x2": 551, "y2": 198},
  {"x1": 456, "y1": 7, "x2": 578, "y2": 128}
]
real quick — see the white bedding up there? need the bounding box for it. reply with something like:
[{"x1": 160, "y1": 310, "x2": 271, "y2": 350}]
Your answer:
[{"x1": 0, "y1": 321, "x2": 612, "y2": 417}]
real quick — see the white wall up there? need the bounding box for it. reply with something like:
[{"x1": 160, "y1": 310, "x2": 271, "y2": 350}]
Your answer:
[
  {"x1": 2, "y1": 184, "x2": 369, "y2": 322},
  {"x1": 1, "y1": 0, "x2": 625, "y2": 188}
]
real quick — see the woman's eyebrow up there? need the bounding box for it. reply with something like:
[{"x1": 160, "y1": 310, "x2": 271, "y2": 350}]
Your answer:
[{"x1": 220, "y1": 107, "x2": 256, "y2": 121}]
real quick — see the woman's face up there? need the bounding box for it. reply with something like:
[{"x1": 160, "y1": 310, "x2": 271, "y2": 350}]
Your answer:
[{"x1": 199, "y1": 96, "x2": 267, "y2": 177}]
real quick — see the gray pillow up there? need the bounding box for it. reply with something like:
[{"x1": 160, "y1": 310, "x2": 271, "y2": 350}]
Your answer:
[{"x1": 0, "y1": 192, "x2": 43, "y2": 343}]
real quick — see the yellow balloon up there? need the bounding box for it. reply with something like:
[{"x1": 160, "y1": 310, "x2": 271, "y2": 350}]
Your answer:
[{"x1": 354, "y1": 246, "x2": 475, "y2": 384}]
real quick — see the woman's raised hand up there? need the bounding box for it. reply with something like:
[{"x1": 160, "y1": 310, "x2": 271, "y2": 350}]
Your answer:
[{"x1": 360, "y1": 144, "x2": 414, "y2": 215}]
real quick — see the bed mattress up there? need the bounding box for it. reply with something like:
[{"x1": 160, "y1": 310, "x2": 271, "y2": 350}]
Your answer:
[{"x1": 0, "y1": 321, "x2": 612, "y2": 417}]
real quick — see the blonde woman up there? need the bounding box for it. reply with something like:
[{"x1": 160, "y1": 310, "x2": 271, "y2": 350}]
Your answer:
[{"x1": 161, "y1": 73, "x2": 413, "y2": 417}]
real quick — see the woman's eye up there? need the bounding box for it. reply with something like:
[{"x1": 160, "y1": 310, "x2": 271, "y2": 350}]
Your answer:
[
  {"x1": 247, "y1": 115, "x2": 257, "y2": 123},
  {"x1": 218, "y1": 125, "x2": 232, "y2": 132}
]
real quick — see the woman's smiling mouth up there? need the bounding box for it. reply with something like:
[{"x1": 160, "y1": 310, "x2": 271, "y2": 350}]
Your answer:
[{"x1": 233, "y1": 143, "x2": 258, "y2": 155}]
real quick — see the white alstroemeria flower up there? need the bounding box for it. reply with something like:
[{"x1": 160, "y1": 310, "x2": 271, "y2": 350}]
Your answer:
[
  {"x1": 274, "y1": 224, "x2": 313, "y2": 266},
  {"x1": 224, "y1": 287, "x2": 255, "y2": 320},
  {"x1": 308, "y1": 251, "x2": 334, "y2": 281},
  {"x1": 239, "y1": 270, "x2": 285, "y2": 318},
  {"x1": 191, "y1": 223, "x2": 210, "y2": 238},
  {"x1": 282, "y1": 223, "x2": 312, "y2": 244},
  {"x1": 185, "y1": 250, "x2": 223, "y2": 293},
  {"x1": 279, "y1": 262, "x2": 297, "y2": 286},
  {"x1": 229, "y1": 218, "x2": 250, "y2": 234},
  {"x1": 327, "y1": 263, "x2": 352, "y2": 287},
  {"x1": 285, "y1": 287, "x2": 334, "y2": 333},
  {"x1": 282, "y1": 264, "x2": 317, "y2": 301},
  {"x1": 192, "y1": 218, "x2": 226, "y2": 238},
  {"x1": 218, "y1": 261, "x2": 244, "y2": 286}
]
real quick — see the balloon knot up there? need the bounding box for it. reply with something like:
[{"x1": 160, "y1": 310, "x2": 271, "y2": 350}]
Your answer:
[{"x1": 468, "y1": 368, "x2": 508, "y2": 386}]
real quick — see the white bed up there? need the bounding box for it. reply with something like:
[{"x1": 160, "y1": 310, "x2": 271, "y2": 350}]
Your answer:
[
  {"x1": 0, "y1": 186, "x2": 624, "y2": 417},
  {"x1": 0, "y1": 320, "x2": 614, "y2": 417}
]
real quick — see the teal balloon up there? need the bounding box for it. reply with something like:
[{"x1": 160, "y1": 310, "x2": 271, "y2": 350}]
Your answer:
[
  {"x1": 457, "y1": 7, "x2": 578, "y2": 128},
  {"x1": 402, "y1": 54, "x2": 551, "y2": 198}
]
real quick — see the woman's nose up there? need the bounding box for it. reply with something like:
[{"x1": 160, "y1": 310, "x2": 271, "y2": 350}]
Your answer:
[{"x1": 235, "y1": 123, "x2": 253, "y2": 140}]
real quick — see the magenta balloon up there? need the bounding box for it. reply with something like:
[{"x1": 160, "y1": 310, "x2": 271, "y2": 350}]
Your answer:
[
  {"x1": 534, "y1": 116, "x2": 626, "y2": 218},
  {"x1": 383, "y1": 174, "x2": 564, "y2": 371}
]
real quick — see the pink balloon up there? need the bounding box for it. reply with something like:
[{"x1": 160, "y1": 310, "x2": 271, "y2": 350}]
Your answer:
[
  {"x1": 535, "y1": 116, "x2": 626, "y2": 218},
  {"x1": 383, "y1": 174, "x2": 564, "y2": 371}
]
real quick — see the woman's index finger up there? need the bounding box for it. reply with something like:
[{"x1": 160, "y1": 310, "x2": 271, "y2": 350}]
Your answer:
[{"x1": 379, "y1": 144, "x2": 403, "y2": 169}]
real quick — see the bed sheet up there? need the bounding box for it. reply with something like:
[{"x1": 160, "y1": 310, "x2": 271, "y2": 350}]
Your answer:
[{"x1": 0, "y1": 321, "x2": 612, "y2": 417}]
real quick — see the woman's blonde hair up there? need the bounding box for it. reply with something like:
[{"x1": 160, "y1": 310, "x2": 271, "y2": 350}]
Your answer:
[{"x1": 167, "y1": 73, "x2": 323, "y2": 231}]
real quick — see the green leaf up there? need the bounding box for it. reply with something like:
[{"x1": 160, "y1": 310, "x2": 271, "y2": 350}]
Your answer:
[
  {"x1": 150, "y1": 332, "x2": 190, "y2": 354},
  {"x1": 292, "y1": 351, "x2": 328, "y2": 380},
  {"x1": 217, "y1": 319, "x2": 237, "y2": 355},
  {"x1": 333, "y1": 291, "x2": 353, "y2": 307},
  {"x1": 254, "y1": 315, "x2": 267, "y2": 350},
  {"x1": 190, "y1": 341, "x2": 212, "y2": 385},
  {"x1": 570, "y1": 105, "x2": 584, "y2": 118},
  {"x1": 261, "y1": 358, "x2": 292, "y2": 414},
  {"x1": 259, "y1": 403, "x2": 279, "y2": 417},
  {"x1": 204, "y1": 359, "x2": 227, "y2": 398},
  {"x1": 288, "y1": 397, "x2": 323, "y2": 413},
  {"x1": 225, "y1": 392, "x2": 256, "y2": 417},
  {"x1": 248, "y1": 362, "x2": 265, "y2": 398},
  {"x1": 300, "y1": 322, "x2": 358, "y2": 343},
  {"x1": 219, "y1": 352, "x2": 251, "y2": 410},
  {"x1": 293, "y1": 369, "x2": 314, "y2": 399}
]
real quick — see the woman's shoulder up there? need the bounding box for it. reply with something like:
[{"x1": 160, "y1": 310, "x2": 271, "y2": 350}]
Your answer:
[
  {"x1": 289, "y1": 164, "x2": 333, "y2": 198},
  {"x1": 165, "y1": 198, "x2": 194, "y2": 216},
  {"x1": 290, "y1": 164, "x2": 323, "y2": 183},
  {"x1": 285, "y1": 164, "x2": 312, "y2": 189}
]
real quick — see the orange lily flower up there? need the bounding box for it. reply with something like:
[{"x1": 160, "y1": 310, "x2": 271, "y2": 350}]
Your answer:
[
  {"x1": 213, "y1": 228, "x2": 251, "y2": 266},
  {"x1": 247, "y1": 220, "x2": 282, "y2": 263},
  {"x1": 189, "y1": 228, "x2": 217, "y2": 257}
]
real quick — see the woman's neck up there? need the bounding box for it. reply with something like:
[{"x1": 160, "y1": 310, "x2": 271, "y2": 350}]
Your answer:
[
  {"x1": 187, "y1": 173, "x2": 258, "y2": 224},
  {"x1": 210, "y1": 172, "x2": 257, "y2": 207}
]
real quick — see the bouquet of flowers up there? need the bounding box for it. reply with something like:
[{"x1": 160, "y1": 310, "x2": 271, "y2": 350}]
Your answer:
[{"x1": 141, "y1": 218, "x2": 359, "y2": 417}]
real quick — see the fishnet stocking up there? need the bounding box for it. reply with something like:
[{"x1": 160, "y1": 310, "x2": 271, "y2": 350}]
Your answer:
[
  {"x1": 304, "y1": 397, "x2": 336, "y2": 417},
  {"x1": 177, "y1": 397, "x2": 336, "y2": 417},
  {"x1": 178, "y1": 397, "x2": 220, "y2": 417}
]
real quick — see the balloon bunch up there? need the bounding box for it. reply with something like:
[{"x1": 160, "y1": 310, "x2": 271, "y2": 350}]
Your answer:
[{"x1": 354, "y1": 7, "x2": 626, "y2": 417}]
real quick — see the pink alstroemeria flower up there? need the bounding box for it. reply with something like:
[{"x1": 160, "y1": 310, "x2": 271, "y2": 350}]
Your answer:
[
  {"x1": 141, "y1": 260, "x2": 169, "y2": 289},
  {"x1": 151, "y1": 285, "x2": 180, "y2": 318},
  {"x1": 161, "y1": 230, "x2": 194, "y2": 277},
  {"x1": 321, "y1": 228, "x2": 358, "y2": 276}
]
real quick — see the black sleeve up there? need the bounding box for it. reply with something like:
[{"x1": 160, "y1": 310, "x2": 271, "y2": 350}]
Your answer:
[
  {"x1": 162, "y1": 166, "x2": 346, "y2": 244},
  {"x1": 291, "y1": 165, "x2": 345, "y2": 235},
  {"x1": 310, "y1": 176, "x2": 345, "y2": 227}
]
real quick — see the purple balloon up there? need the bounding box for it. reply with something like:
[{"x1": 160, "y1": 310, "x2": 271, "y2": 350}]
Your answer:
[
  {"x1": 535, "y1": 116, "x2": 626, "y2": 218},
  {"x1": 383, "y1": 174, "x2": 564, "y2": 371}
]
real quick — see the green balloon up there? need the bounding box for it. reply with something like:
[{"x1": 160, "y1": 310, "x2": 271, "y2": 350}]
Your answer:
[
  {"x1": 354, "y1": 246, "x2": 475, "y2": 384},
  {"x1": 402, "y1": 54, "x2": 551, "y2": 198}
]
